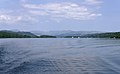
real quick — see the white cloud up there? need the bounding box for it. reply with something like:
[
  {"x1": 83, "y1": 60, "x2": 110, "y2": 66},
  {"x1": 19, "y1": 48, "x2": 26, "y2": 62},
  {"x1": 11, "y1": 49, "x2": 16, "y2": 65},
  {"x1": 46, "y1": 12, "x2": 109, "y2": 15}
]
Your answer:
[
  {"x1": 29, "y1": 10, "x2": 49, "y2": 16},
  {"x1": 0, "y1": 14, "x2": 36, "y2": 24},
  {"x1": 0, "y1": 15, "x2": 11, "y2": 21},
  {"x1": 0, "y1": 0, "x2": 103, "y2": 24},
  {"x1": 23, "y1": 2, "x2": 102, "y2": 20},
  {"x1": 84, "y1": 0, "x2": 103, "y2": 5}
]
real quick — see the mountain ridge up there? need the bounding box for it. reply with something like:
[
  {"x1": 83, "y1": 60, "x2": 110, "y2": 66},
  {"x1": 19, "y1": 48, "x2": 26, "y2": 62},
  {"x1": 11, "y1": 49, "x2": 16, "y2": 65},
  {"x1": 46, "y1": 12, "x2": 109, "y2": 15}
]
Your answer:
[{"x1": 31, "y1": 30, "x2": 102, "y2": 37}]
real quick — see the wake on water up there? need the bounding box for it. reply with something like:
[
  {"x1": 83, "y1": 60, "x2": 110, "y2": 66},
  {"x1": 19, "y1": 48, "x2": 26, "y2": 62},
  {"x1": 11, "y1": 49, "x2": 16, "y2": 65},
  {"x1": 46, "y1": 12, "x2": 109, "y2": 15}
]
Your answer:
[{"x1": 0, "y1": 38, "x2": 120, "y2": 74}]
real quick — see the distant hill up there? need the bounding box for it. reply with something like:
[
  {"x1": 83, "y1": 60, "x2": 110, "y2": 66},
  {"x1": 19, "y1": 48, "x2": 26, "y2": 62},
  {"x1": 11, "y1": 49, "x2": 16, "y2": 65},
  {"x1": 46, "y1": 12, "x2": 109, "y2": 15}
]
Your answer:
[
  {"x1": 0, "y1": 30, "x2": 37, "y2": 38},
  {"x1": 56, "y1": 31, "x2": 101, "y2": 37},
  {"x1": 0, "y1": 30, "x2": 57, "y2": 38},
  {"x1": 1, "y1": 30, "x2": 119, "y2": 38},
  {"x1": 17, "y1": 32, "x2": 37, "y2": 37},
  {"x1": 32, "y1": 30, "x2": 101, "y2": 37},
  {"x1": 81, "y1": 32, "x2": 120, "y2": 38}
]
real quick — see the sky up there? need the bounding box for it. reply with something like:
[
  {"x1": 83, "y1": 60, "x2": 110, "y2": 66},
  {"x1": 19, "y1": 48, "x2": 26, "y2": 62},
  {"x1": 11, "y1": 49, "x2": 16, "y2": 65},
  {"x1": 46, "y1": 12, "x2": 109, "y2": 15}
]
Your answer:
[{"x1": 0, "y1": 0, "x2": 120, "y2": 32}]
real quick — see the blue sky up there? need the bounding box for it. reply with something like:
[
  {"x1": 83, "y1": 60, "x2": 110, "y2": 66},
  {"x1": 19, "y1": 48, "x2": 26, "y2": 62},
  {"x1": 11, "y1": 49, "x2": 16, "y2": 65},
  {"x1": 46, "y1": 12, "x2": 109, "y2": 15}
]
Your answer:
[{"x1": 0, "y1": 0, "x2": 120, "y2": 32}]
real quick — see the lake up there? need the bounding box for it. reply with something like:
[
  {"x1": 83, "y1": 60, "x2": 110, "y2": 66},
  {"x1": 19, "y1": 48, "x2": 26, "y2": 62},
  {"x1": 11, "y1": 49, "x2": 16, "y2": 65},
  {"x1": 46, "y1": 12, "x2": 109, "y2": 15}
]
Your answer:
[{"x1": 0, "y1": 38, "x2": 120, "y2": 74}]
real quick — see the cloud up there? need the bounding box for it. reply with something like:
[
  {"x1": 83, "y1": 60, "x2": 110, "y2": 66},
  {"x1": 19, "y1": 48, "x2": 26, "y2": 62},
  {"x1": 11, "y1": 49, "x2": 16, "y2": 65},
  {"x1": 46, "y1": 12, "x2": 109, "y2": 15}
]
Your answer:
[
  {"x1": 84, "y1": 0, "x2": 103, "y2": 5},
  {"x1": 23, "y1": 2, "x2": 102, "y2": 20},
  {"x1": 21, "y1": 0, "x2": 27, "y2": 3},
  {"x1": 0, "y1": 15, "x2": 11, "y2": 21},
  {"x1": 0, "y1": 4, "x2": 36, "y2": 24},
  {"x1": 0, "y1": 0, "x2": 103, "y2": 24},
  {"x1": 0, "y1": 14, "x2": 36, "y2": 24}
]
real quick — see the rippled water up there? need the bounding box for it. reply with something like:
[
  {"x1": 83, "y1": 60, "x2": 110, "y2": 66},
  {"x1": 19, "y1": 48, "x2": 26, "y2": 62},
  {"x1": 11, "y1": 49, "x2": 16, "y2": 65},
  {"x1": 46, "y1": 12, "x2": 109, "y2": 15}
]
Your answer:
[{"x1": 0, "y1": 38, "x2": 120, "y2": 74}]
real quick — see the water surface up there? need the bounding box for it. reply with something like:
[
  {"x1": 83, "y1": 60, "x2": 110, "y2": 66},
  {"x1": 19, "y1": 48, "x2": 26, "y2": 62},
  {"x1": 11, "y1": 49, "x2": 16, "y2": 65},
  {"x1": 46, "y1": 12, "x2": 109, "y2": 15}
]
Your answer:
[{"x1": 0, "y1": 38, "x2": 120, "y2": 74}]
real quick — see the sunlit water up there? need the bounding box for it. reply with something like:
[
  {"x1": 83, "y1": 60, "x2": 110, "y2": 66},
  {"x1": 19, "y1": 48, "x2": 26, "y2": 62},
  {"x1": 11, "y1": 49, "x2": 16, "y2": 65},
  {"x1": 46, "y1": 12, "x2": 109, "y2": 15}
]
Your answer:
[{"x1": 0, "y1": 38, "x2": 120, "y2": 74}]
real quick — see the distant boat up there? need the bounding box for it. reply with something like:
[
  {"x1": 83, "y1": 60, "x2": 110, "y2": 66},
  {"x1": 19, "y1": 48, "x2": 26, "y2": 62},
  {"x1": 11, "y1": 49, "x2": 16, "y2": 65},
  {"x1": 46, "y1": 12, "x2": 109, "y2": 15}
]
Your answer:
[
  {"x1": 72, "y1": 36, "x2": 74, "y2": 38},
  {"x1": 78, "y1": 37, "x2": 80, "y2": 38}
]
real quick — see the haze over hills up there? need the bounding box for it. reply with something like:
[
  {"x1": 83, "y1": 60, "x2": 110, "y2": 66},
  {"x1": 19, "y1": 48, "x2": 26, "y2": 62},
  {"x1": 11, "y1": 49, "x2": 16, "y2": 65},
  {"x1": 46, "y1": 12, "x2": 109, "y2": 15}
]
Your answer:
[
  {"x1": 31, "y1": 30, "x2": 102, "y2": 37},
  {"x1": 0, "y1": 30, "x2": 103, "y2": 38},
  {"x1": 0, "y1": 30, "x2": 120, "y2": 38}
]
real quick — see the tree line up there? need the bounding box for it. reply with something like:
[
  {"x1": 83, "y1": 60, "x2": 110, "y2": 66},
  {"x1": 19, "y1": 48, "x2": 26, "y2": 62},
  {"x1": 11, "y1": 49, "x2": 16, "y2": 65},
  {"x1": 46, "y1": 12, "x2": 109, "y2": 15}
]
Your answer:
[{"x1": 0, "y1": 31, "x2": 56, "y2": 38}]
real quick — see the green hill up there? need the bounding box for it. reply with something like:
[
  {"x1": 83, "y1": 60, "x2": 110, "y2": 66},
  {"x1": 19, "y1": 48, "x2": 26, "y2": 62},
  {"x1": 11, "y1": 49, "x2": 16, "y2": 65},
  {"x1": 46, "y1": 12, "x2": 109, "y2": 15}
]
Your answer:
[
  {"x1": 0, "y1": 30, "x2": 57, "y2": 38},
  {"x1": 81, "y1": 32, "x2": 120, "y2": 38},
  {"x1": 0, "y1": 30, "x2": 37, "y2": 38}
]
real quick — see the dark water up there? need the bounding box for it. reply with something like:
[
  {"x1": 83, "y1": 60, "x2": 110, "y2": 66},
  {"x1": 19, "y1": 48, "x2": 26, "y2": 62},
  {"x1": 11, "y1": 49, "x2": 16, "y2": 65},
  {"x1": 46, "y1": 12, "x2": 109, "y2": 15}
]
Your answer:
[{"x1": 0, "y1": 38, "x2": 120, "y2": 74}]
